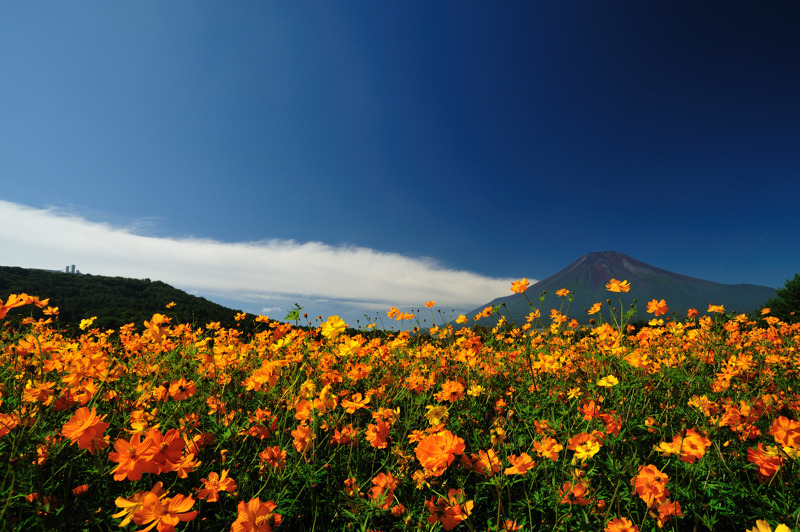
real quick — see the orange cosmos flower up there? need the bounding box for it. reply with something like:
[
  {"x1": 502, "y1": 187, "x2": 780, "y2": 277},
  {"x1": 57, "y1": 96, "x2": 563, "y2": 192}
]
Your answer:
[
  {"x1": 61, "y1": 406, "x2": 111, "y2": 454},
  {"x1": 769, "y1": 416, "x2": 800, "y2": 449},
  {"x1": 425, "y1": 489, "x2": 473, "y2": 531},
  {"x1": 0, "y1": 412, "x2": 21, "y2": 437},
  {"x1": 173, "y1": 453, "x2": 201, "y2": 479},
  {"x1": 133, "y1": 492, "x2": 197, "y2": 532},
  {"x1": 473, "y1": 449, "x2": 501, "y2": 477},
  {"x1": 707, "y1": 304, "x2": 725, "y2": 314},
  {"x1": 646, "y1": 299, "x2": 669, "y2": 316},
  {"x1": 0, "y1": 293, "x2": 34, "y2": 319},
  {"x1": 197, "y1": 470, "x2": 237, "y2": 502},
  {"x1": 108, "y1": 432, "x2": 157, "y2": 481},
  {"x1": 504, "y1": 453, "x2": 536, "y2": 475},
  {"x1": 148, "y1": 428, "x2": 185, "y2": 474},
  {"x1": 112, "y1": 482, "x2": 168, "y2": 527},
  {"x1": 550, "y1": 309, "x2": 567, "y2": 324},
  {"x1": 533, "y1": 436, "x2": 563, "y2": 461},
  {"x1": 600, "y1": 412, "x2": 622, "y2": 437},
  {"x1": 630, "y1": 464, "x2": 670, "y2": 506},
  {"x1": 424, "y1": 301, "x2": 436, "y2": 308},
  {"x1": 331, "y1": 424, "x2": 358, "y2": 445},
  {"x1": 72, "y1": 484, "x2": 89, "y2": 497},
  {"x1": 747, "y1": 443, "x2": 783, "y2": 480},
  {"x1": 654, "y1": 499, "x2": 683, "y2": 528},
  {"x1": 259, "y1": 446, "x2": 287, "y2": 471},
  {"x1": 369, "y1": 471, "x2": 399, "y2": 510},
  {"x1": 30, "y1": 295, "x2": 49, "y2": 307},
  {"x1": 347, "y1": 362, "x2": 372, "y2": 381},
  {"x1": 559, "y1": 481, "x2": 591, "y2": 506},
  {"x1": 365, "y1": 421, "x2": 390, "y2": 449},
  {"x1": 526, "y1": 310, "x2": 541, "y2": 322},
  {"x1": 343, "y1": 477, "x2": 362, "y2": 499},
  {"x1": 144, "y1": 313, "x2": 170, "y2": 340},
  {"x1": 231, "y1": 498, "x2": 282, "y2": 532},
  {"x1": 435, "y1": 380, "x2": 465, "y2": 403},
  {"x1": 340, "y1": 393, "x2": 370, "y2": 413},
  {"x1": 510, "y1": 278, "x2": 530, "y2": 294},
  {"x1": 605, "y1": 517, "x2": 639, "y2": 532},
  {"x1": 415, "y1": 430, "x2": 465, "y2": 475},
  {"x1": 292, "y1": 423, "x2": 313, "y2": 455},
  {"x1": 605, "y1": 279, "x2": 631, "y2": 293},
  {"x1": 588, "y1": 302, "x2": 603, "y2": 315},
  {"x1": 655, "y1": 429, "x2": 710, "y2": 464},
  {"x1": 556, "y1": 288, "x2": 570, "y2": 297},
  {"x1": 533, "y1": 419, "x2": 552, "y2": 435},
  {"x1": 168, "y1": 378, "x2": 196, "y2": 401},
  {"x1": 22, "y1": 380, "x2": 56, "y2": 406},
  {"x1": 678, "y1": 429, "x2": 711, "y2": 463}
]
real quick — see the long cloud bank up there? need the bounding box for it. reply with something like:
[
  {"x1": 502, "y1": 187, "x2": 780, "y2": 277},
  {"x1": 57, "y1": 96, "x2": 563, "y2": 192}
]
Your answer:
[{"x1": 0, "y1": 200, "x2": 522, "y2": 320}]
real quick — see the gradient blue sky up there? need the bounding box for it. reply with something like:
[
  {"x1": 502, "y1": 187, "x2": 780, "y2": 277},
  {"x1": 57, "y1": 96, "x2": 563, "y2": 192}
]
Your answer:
[{"x1": 2, "y1": 2, "x2": 799, "y2": 326}]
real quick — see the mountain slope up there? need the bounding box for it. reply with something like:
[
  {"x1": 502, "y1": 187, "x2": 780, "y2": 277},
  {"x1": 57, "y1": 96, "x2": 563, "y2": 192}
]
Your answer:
[
  {"x1": 0, "y1": 265, "x2": 244, "y2": 330},
  {"x1": 463, "y1": 251, "x2": 776, "y2": 327}
]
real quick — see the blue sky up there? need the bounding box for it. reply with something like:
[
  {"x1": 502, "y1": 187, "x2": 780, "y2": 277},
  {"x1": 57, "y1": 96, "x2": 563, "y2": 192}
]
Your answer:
[{"x1": 2, "y1": 2, "x2": 799, "y2": 327}]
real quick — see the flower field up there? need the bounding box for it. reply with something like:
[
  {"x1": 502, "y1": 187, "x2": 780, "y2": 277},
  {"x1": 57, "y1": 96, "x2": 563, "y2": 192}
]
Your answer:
[{"x1": 1, "y1": 281, "x2": 798, "y2": 532}]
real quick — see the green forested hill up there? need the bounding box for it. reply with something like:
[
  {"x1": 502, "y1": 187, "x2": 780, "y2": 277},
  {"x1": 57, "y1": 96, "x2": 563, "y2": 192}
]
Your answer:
[{"x1": 0, "y1": 266, "x2": 244, "y2": 331}]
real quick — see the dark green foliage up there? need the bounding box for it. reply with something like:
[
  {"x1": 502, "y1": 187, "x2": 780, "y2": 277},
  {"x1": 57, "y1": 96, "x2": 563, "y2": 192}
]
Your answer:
[
  {"x1": 763, "y1": 273, "x2": 800, "y2": 324},
  {"x1": 0, "y1": 265, "x2": 244, "y2": 331}
]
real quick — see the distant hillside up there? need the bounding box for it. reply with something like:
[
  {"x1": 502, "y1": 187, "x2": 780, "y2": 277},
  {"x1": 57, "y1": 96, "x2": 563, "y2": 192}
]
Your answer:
[
  {"x1": 462, "y1": 251, "x2": 776, "y2": 327},
  {"x1": 0, "y1": 266, "x2": 244, "y2": 331}
]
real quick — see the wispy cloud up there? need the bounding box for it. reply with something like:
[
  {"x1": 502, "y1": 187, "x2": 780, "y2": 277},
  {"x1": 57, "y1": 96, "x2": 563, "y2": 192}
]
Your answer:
[{"x1": 1, "y1": 200, "x2": 524, "y2": 324}]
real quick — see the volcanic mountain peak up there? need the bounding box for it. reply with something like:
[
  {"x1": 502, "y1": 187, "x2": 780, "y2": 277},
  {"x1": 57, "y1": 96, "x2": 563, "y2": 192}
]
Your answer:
[
  {"x1": 461, "y1": 251, "x2": 776, "y2": 326},
  {"x1": 542, "y1": 251, "x2": 704, "y2": 292}
]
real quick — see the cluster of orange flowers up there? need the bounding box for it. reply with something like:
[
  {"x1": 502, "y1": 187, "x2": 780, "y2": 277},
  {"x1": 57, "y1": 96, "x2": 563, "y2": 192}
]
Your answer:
[
  {"x1": 1, "y1": 285, "x2": 799, "y2": 531},
  {"x1": 630, "y1": 464, "x2": 683, "y2": 527}
]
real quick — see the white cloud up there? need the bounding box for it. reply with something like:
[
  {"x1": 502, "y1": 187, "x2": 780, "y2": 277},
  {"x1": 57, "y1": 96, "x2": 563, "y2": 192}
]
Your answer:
[{"x1": 0, "y1": 200, "x2": 526, "y2": 325}]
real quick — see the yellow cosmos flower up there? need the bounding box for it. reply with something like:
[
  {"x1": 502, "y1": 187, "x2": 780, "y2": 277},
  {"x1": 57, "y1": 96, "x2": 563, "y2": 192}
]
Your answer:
[
  {"x1": 467, "y1": 384, "x2": 484, "y2": 397},
  {"x1": 747, "y1": 520, "x2": 792, "y2": 532},
  {"x1": 424, "y1": 405, "x2": 449, "y2": 426},
  {"x1": 79, "y1": 316, "x2": 97, "y2": 330},
  {"x1": 597, "y1": 375, "x2": 619, "y2": 388},
  {"x1": 567, "y1": 388, "x2": 583, "y2": 400},
  {"x1": 320, "y1": 315, "x2": 347, "y2": 339}
]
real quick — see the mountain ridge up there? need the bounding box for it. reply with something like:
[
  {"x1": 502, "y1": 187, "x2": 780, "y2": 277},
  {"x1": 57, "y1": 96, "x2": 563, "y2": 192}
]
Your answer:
[
  {"x1": 0, "y1": 265, "x2": 244, "y2": 331},
  {"x1": 463, "y1": 251, "x2": 776, "y2": 327}
]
